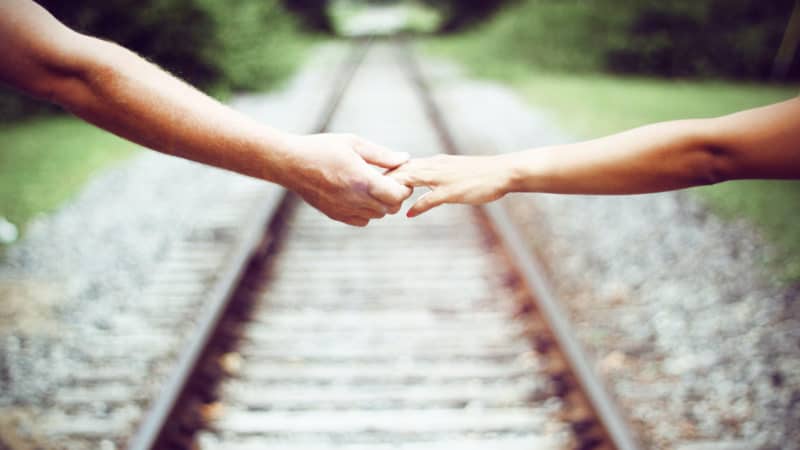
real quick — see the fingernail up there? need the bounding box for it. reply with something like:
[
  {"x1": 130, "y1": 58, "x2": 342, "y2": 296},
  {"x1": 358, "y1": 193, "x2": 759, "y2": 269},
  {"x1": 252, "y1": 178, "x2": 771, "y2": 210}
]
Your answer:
[{"x1": 395, "y1": 152, "x2": 410, "y2": 161}]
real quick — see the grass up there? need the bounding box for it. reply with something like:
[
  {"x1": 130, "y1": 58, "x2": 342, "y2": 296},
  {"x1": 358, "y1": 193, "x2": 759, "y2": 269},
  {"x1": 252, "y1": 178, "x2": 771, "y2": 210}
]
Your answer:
[
  {"x1": 0, "y1": 116, "x2": 138, "y2": 244},
  {"x1": 513, "y1": 73, "x2": 797, "y2": 138},
  {"x1": 428, "y1": 38, "x2": 800, "y2": 282}
]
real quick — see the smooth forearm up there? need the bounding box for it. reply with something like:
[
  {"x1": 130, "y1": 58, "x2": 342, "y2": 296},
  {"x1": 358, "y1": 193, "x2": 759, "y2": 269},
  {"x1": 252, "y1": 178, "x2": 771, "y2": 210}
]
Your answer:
[
  {"x1": 391, "y1": 97, "x2": 799, "y2": 217},
  {"x1": 50, "y1": 35, "x2": 293, "y2": 184},
  {"x1": 505, "y1": 97, "x2": 800, "y2": 196},
  {"x1": 506, "y1": 119, "x2": 733, "y2": 195}
]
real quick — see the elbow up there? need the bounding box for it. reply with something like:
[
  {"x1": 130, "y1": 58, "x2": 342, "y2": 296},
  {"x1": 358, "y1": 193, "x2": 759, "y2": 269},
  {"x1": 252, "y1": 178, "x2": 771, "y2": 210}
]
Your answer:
[
  {"x1": 674, "y1": 119, "x2": 738, "y2": 187},
  {"x1": 26, "y1": 70, "x2": 96, "y2": 115},
  {"x1": 27, "y1": 69, "x2": 84, "y2": 107},
  {"x1": 30, "y1": 35, "x2": 118, "y2": 111},
  {"x1": 689, "y1": 144, "x2": 737, "y2": 186}
]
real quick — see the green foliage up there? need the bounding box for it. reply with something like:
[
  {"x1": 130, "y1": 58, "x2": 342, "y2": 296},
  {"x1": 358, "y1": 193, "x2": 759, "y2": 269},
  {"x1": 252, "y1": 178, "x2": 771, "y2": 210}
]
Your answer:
[
  {"x1": 284, "y1": 0, "x2": 333, "y2": 32},
  {"x1": 422, "y1": 0, "x2": 511, "y2": 32},
  {"x1": 196, "y1": 0, "x2": 313, "y2": 93},
  {"x1": 512, "y1": 72, "x2": 798, "y2": 137},
  {"x1": 429, "y1": 0, "x2": 626, "y2": 73},
  {"x1": 330, "y1": 0, "x2": 442, "y2": 35},
  {"x1": 430, "y1": 0, "x2": 799, "y2": 80},
  {"x1": 0, "y1": 117, "x2": 137, "y2": 239},
  {"x1": 0, "y1": 0, "x2": 311, "y2": 120},
  {"x1": 607, "y1": 0, "x2": 798, "y2": 79}
]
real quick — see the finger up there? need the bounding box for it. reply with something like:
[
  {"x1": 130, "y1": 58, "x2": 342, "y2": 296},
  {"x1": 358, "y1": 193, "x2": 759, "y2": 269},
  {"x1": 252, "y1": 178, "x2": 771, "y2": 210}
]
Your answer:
[
  {"x1": 387, "y1": 202, "x2": 403, "y2": 215},
  {"x1": 349, "y1": 183, "x2": 391, "y2": 215},
  {"x1": 367, "y1": 171, "x2": 413, "y2": 206},
  {"x1": 358, "y1": 207, "x2": 386, "y2": 220},
  {"x1": 407, "y1": 188, "x2": 452, "y2": 218},
  {"x1": 354, "y1": 138, "x2": 410, "y2": 169},
  {"x1": 360, "y1": 197, "x2": 389, "y2": 217},
  {"x1": 386, "y1": 165, "x2": 413, "y2": 186},
  {"x1": 342, "y1": 216, "x2": 369, "y2": 227},
  {"x1": 387, "y1": 162, "x2": 433, "y2": 188}
]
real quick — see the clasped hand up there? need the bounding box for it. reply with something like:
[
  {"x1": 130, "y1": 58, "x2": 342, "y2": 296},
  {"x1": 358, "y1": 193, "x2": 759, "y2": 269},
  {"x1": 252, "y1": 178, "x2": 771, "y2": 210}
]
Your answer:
[{"x1": 284, "y1": 133, "x2": 508, "y2": 226}]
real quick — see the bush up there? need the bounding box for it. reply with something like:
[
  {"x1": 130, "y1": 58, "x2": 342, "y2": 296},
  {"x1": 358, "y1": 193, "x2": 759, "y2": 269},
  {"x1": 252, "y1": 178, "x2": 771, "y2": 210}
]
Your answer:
[
  {"x1": 436, "y1": 0, "x2": 799, "y2": 81},
  {"x1": 423, "y1": 0, "x2": 511, "y2": 32},
  {"x1": 196, "y1": 0, "x2": 312, "y2": 93},
  {"x1": 607, "y1": 0, "x2": 798, "y2": 79},
  {"x1": 0, "y1": 0, "x2": 310, "y2": 121},
  {"x1": 284, "y1": 0, "x2": 333, "y2": 32}
]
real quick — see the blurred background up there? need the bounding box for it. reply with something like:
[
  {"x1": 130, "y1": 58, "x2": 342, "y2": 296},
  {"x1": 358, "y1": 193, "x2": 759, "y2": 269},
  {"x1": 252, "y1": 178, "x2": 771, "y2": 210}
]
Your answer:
[
  {"x1": 1, "y1": 1, "x2": 799, "y2": 448},
  {"x1": 1, "y1": 0, "x2": 799, "y2": 280}
]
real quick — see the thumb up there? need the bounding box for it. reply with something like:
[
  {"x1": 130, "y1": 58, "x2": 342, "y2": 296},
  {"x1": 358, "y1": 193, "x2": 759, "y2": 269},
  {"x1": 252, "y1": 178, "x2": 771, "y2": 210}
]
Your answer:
[
  {"x1": 354, "y1": 139, "x2": 410, "y2": 169},
  {"x1": 407, "y1": 188, "x2": 452, "y2": 218},
  {"x1": 367, "y1": 170, "x2": 413, "y2": 205}
]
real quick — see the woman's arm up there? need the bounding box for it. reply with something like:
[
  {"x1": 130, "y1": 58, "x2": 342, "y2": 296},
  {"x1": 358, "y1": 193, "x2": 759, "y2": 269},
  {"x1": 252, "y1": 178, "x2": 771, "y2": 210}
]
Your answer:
[
  {"x1": 390, "y1": 97, "x2": 800, "y2": 217},
  {"x1": 0, "y1": 0, "x2": 410, "y2": 226}
]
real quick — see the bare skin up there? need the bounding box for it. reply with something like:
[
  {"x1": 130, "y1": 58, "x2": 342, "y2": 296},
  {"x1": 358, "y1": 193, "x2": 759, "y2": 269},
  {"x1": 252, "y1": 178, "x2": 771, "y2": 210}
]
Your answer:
[
  {"x1": 390, "y1": 98, "x2": 800, "y2": 217},
  {"x1": 0, "y1": 0, "x2": 411, "y2": 227}
]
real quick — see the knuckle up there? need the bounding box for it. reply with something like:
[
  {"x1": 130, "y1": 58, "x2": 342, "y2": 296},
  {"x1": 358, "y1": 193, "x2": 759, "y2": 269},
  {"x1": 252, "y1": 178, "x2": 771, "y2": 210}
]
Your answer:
[
  {"x1": 382, "y1": 190, "x2": 400, "y2": 203},
  {"x1": 350, "y1": 178, "x2": 370, "y2": 193},
  {"x1": 331, "y1": 176, "x2": 353, "y2": 194},
  {"x1": 337, "y1": 182, "x2": 355, "y2": 197}
]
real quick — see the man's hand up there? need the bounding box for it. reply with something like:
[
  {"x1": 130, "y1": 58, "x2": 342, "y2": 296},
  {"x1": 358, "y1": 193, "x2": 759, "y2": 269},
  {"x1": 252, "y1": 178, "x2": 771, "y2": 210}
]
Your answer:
[
  {"x1": 389, "y1": 154, "x2": 514, "y2": 217},
  {"x1": 278, "y1": 133, "x2": 412, "y2": 226},
  {"x1": 0, "y1": 2, "x2": 412, "y2": 227}
]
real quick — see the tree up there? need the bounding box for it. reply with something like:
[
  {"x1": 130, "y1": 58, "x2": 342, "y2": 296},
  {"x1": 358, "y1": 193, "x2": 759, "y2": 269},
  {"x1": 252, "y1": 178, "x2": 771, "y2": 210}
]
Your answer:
[
  {"x1": 423, "y1": 0, "x2": 513, "y2": 32},
  {"x1": 283, "y1": 0, "x2": 333, "y2": 32}
]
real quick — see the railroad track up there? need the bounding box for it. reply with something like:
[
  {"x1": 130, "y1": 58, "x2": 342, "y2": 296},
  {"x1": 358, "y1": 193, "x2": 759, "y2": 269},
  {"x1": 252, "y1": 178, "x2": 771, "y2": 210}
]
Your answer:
[{"x1": 126, "y1": 38, "x2": 641, "y2": 450}]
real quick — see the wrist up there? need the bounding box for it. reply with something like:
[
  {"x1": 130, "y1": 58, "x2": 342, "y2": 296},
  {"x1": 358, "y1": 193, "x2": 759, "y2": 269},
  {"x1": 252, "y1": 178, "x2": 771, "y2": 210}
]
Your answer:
[
  {"x1": 500, "y1": 148, "x2": 555, "y2": 194},
  {"x1": 252, "y1": 128, "x2": 302, "y2": 185},
  {"x1": 494, "y1": 153, "x2": 527, "y2": 195}
]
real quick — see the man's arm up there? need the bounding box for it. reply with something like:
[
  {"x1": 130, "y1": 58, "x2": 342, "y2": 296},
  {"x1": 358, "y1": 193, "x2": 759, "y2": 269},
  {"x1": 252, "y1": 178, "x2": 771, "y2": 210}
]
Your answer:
[
  {"x1": 0, "y1": 0, "x2": 410, "y2": 226},
  {"x1": 390, "y1": 97, "x2": 800, "y2": 217}
]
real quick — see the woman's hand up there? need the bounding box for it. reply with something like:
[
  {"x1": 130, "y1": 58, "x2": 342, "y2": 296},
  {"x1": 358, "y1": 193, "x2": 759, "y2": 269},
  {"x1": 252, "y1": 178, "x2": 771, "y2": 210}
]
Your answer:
[{"x1": 388, "y1": 154, "x2": 515, "y2": 217}]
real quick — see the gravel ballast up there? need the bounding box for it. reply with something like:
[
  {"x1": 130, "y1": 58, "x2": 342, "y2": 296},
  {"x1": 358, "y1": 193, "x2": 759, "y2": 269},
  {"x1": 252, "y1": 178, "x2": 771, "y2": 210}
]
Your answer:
[
  {"x1": 1, "y1": 42, "x2": 798, "y2": 450},
  {"x1": 0, "y1": 45, "x2": 343, "y2": 448},
  {"x1": 430, "y1": 60, "x2": 800, "y2": 450}
]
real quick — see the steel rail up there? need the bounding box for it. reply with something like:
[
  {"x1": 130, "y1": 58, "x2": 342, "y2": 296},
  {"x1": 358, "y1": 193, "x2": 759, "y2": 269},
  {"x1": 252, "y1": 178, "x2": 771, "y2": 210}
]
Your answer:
[
  {"x1": 398, "y1": 37, "x2": 642, "y2": 450},
  {"x1": 127, "y1": 37, "x2": 373, "y2": 450}
]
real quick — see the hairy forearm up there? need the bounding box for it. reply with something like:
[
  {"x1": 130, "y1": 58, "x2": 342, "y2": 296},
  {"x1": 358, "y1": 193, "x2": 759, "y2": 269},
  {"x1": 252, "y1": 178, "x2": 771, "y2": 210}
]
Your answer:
[
  {"x1": 0, "y1": 0, "x2": 411, "y2": 227},
  {"x1": 506, "y1": 119, "x2": 736, "y2": 195},
  {"x1": 50, "y1": 36, "x2": 293, "y2": 184}
]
